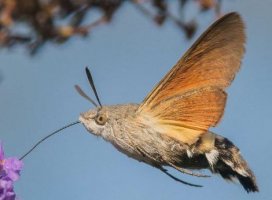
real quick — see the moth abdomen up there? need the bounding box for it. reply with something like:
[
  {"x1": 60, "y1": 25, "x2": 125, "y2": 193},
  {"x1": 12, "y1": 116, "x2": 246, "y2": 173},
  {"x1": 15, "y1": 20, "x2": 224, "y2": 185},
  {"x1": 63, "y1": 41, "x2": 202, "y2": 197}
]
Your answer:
[{"x1": 211, "y1": 135, "x2": 258, "y2": 192}]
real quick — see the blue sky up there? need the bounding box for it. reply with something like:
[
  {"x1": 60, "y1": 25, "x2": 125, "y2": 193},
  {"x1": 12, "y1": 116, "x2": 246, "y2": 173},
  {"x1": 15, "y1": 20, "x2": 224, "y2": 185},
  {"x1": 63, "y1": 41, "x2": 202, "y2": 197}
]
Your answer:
[{"x1": 0, "y1": 0, "x2": 272, "y2": 199}]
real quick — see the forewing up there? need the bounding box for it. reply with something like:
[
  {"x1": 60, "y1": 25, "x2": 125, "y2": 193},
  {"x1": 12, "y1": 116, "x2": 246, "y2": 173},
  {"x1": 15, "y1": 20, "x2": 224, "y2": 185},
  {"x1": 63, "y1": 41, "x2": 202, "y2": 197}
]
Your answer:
[
  {"x1": 138, "y1": 12, "x2": 245, "y2": 111},
  {"x1": 137, "y1": 12, "x2": 245, "y2": 144}
]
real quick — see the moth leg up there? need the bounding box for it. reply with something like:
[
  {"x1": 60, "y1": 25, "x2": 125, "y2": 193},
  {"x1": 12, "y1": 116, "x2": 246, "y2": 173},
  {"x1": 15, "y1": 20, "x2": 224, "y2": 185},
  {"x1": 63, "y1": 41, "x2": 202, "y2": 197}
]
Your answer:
[
  {"x1": 134, "y1": 147, "x2": 202, "y2": 187},
  {"x1": 134, "y1": 146, "x2": 203, "y2": 187},
  {"x1": 159, "y1": 167, "x2": 203, "y2": 187},
  {"x1": 168, "y1": 163, "x2": 210, "y2": 178}
]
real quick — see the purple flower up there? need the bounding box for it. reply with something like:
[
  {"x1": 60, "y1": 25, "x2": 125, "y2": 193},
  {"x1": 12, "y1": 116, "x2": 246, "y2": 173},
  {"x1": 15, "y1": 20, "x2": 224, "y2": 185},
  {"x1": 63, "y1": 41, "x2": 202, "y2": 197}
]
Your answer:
[
  {"x1": 0, "y1": 179, "x2": 16, "y2": 200},
  {"x1": 2, "y1": 158, "x2": 23, "y2": 182},
  {"x1": 0, "y1": 142, "x2": 23, "y2": 200}
]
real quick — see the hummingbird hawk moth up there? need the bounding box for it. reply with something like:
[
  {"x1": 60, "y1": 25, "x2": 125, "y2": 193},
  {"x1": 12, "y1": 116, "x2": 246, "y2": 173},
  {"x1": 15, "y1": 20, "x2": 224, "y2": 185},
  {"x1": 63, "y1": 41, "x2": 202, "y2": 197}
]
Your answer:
[{"x1": 77, "y1": 12, "x2": 258, "y2": 192}]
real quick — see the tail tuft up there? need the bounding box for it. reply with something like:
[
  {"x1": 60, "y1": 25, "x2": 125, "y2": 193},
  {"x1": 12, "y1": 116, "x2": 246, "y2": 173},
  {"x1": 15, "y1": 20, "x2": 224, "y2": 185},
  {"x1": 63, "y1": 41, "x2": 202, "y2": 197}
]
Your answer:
[{"x1": 208, "y1": 135, "x2": 259, "y2": 192}]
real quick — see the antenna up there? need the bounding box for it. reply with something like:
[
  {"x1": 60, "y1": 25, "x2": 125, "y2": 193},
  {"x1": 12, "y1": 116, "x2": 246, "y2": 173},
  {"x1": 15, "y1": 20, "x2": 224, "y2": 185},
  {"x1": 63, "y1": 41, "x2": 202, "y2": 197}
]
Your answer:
[
  {"x1": 75, "y1": 85, "x2": 98, "y2": 107},
  {"x1": 85, "y1": 67, "x2": 102, "y2": 107}
]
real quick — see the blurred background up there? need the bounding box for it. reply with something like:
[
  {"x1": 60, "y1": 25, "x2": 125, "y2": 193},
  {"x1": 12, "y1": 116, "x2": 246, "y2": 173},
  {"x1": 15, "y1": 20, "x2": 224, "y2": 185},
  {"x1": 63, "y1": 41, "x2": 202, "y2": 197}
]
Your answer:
[{"x1": 0, "y1": 0, "x2": 271, "y2": 199}]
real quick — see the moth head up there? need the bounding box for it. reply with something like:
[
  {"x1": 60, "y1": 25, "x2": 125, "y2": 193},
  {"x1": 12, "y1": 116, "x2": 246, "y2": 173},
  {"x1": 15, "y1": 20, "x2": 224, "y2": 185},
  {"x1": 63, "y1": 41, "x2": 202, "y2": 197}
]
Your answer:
[
  {"x1": 76, "y1": 67, "x2": 110, "y2": 136},
  {"x1": 79, "y1": 108, "x2": 109, "y2": 136}
]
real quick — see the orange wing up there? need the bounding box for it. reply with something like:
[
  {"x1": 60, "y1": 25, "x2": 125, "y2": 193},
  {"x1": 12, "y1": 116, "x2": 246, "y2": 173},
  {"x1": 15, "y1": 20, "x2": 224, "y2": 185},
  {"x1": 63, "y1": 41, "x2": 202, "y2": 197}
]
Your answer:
[{"x1": 137, "y1": 12, "x2": 245, "y2": 144}]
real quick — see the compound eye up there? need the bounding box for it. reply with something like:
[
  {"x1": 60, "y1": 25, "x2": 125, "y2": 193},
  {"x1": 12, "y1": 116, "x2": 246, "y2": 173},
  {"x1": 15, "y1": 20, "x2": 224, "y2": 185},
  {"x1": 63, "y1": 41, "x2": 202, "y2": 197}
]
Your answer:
[{"x1": 95, "y1": 113, "x2": 107, "y2": 125}]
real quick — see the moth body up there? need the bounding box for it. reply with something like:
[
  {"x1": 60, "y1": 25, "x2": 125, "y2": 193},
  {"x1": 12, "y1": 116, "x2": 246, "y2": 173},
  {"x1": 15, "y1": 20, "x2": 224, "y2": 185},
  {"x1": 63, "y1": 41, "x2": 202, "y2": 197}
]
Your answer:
[{"x1": 79, "y1": 104, "x2": 257, "y2": 192}]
